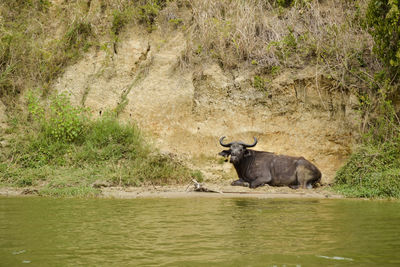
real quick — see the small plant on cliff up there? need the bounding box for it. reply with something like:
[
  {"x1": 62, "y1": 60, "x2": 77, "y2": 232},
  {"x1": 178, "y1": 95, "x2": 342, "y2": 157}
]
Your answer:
[
  {"x1": 136, "y1": 0, "x2": 166, "y2": 32},
  {"x1": 111, "y1": 9, "x2": 131, "y2": 36},
  {"x1": 253, "y1": 75, "x2": 266, "y2": 91},
  {"x1": 27, "y1": 91, "x2": 87, "y2": 143},
  {"x1": 276, "y1": 0, "x2": 294, "y2": 7}
]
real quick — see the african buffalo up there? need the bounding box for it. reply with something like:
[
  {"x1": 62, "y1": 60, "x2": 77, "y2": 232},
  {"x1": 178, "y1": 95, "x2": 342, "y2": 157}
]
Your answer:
[{"x1": 218, "y1": 136, "x2": 321, "y2": 189}]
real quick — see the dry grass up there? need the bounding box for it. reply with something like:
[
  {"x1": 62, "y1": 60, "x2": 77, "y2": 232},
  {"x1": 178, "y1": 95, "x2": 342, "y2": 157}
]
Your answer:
[
  {"x1": 1, "y1": 0, "x2": 377, "y2": 105},
  {"x1": 185, "y1": 0, "x2": 378, "y2": 91}
]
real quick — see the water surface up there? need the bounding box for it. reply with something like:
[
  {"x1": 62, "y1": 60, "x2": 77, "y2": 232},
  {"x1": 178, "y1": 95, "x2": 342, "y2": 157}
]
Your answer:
[{"x1": 1, "y1": 197, "x2": 400, "y2": 266}]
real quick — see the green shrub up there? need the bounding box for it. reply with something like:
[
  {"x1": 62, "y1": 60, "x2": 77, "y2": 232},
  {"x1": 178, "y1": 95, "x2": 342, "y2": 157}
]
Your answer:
[
  {"x1": 1, "y1": 93, "x2": 200, "y2": 195},
  {"x1": 26, "y1": 90, "x2": 45, "y2": 120},
  {"x1": 27, "y1": 91, "x2": 87, "y2": 143},
  {"x1": 47, "y1": 93, "x2": 87, "y2": 143},
  {"x1": 334, "y1": 92, "x2": 400, "y2": 198},
  {"x1": 366, "y1": 0, "x2": 400, "y2": 75},
  {"x1": 75, "y1": 114, "x2": 148, "y2": 164},
  {"x1": 334, "y1": 143, "x2": 400, "y2": 198}
]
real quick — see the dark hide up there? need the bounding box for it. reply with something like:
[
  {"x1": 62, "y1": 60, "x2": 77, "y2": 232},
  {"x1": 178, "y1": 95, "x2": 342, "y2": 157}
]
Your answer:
[{"x1": 219, "y1": 142, "x2": 321, "y2": 189}]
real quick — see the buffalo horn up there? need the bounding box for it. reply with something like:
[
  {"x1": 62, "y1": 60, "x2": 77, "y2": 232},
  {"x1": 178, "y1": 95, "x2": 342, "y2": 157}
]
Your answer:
[
  {"x1": 238, "y1": 137, "x2": 258, "y2": 147},
  {"x1": 219, "y1": 136, "x2": 233, "y2": 147}
]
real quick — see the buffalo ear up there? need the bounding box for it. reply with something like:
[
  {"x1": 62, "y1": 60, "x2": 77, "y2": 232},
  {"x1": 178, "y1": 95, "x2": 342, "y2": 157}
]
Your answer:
[
  {"x1": 244, "y1": 149, "x2": 251, "y2": 157},
  {"x1": 219, "y1": 149, "x2": 231, "y2": 158}
]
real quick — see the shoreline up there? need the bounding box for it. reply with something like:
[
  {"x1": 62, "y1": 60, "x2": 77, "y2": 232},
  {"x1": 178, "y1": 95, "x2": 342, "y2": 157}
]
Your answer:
[{"x1": 0, "y1": 184, "x2": 344, "y2": 199}]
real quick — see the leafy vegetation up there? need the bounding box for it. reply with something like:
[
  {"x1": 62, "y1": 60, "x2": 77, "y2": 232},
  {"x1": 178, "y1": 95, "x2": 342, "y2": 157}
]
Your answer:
[
  {"x1": 0, "y1": 92, "x2": 200, "y2": 197},
  {"x1": 334, "y1": 97, "x2": 400, "y2": 198},
  {"x1": 332, "y1": 0, "x2": 400, "y2": 198},
  {"x1": 27, "y1": 91, "x2": 87, "y2": 143},
  {"x1": 334, "y1": 144, "x2": 400, "y2": 198},
  {"x1": 366, "y1": 0, "x2": 400, "y2": 75}
]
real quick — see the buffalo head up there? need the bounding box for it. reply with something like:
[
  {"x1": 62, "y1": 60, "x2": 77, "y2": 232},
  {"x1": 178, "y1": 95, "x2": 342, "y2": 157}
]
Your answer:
[{"x1": 218, "y1": 136, "x2": 258, "y2": 164}]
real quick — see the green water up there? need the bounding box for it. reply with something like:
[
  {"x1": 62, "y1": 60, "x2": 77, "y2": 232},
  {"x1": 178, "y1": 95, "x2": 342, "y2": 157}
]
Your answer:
[{"x1": 1, "y1": 197, "x2": 400, "y2": 266}]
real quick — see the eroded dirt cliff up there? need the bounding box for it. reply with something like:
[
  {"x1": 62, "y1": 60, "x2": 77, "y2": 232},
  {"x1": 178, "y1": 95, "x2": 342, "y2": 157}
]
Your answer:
[{"x1": 54, "y1": 25, "x2": 360, "y2": 184}]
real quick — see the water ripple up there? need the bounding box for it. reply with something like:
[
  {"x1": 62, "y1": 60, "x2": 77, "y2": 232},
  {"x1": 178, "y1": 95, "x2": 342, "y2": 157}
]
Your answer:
[{"x1": 1, "y1": 197, "x2": 400, "y2": 266}]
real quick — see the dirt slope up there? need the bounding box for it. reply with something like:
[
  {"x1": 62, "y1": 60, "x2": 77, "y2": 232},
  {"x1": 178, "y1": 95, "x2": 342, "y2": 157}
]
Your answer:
[{"x1": 54, "y1": 25, "x2": 360, "y2": 185}]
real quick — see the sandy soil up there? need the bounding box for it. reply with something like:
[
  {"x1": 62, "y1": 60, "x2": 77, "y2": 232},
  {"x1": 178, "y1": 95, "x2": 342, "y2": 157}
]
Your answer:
[{"x1": 100, "y1": 185, "x2": 343, "y2": 199}]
